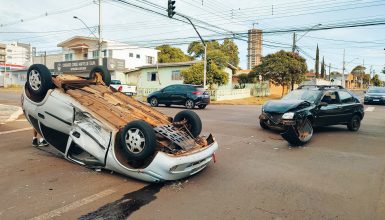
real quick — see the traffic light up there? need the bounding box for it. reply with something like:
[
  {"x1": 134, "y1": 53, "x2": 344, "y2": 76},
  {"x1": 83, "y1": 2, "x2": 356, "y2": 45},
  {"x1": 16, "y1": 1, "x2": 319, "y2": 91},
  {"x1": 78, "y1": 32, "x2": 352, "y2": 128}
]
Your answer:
[{"x1": 167, "y1": 0, "x2": 176, "y2": 18}]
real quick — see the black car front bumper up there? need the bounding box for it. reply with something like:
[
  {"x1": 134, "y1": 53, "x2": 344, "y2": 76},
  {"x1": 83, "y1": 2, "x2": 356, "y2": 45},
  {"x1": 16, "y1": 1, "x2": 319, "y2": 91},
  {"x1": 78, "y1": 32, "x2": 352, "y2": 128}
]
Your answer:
[
  {"x1": 259, "y1": 112, "x2": 296, "y2": 129},
  {"x1": 364, "y1": 96, "x2": 385, "y2": 104}
]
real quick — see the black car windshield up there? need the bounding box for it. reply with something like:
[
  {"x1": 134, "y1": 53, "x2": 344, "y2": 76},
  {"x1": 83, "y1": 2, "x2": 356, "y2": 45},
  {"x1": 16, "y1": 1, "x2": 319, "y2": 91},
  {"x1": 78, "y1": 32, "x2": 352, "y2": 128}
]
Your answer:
[
  {"x1": 282, "y1": 89, "x2": 321, "y2": 103},
  {"x1": 368, "y1": 87, "x2": 385, "y2": 93}
]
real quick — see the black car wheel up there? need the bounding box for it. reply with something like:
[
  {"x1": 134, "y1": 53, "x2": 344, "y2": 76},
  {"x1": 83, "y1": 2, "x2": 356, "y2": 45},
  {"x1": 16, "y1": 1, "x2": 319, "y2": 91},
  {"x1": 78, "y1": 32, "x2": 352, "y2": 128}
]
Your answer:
[
  {"x1": 89, "y1": 66, "x2": 111, "y2": 86},
  {"x1": 150, "y1": 97, "x2": 158, "y2": 107},
  {"x1": 27, "y1": 64, "x2": 53, "y2": 97},
  {"x1": 281, "y1": 118, "x2": 313, "y2": 146},
  {"x1": 165, "y1": 104, "x2": 171, "y2": 107},
  {"x1": 120, "y1": 120, "x2": 156, "y2": 161},
  {"x1": 259, "y1": 120, "x2": 270, "y2": 130},
  {"x1": 198, "y1": 104, "x2": 207, "y2": 109},
  {"x1": 173, "y1": 110, "x2": 202, "y2": 137},
  {"x1": 185, "y1": 99, "x2": 195, "y2": 109},
  {"x1": 347, "y1": 115, "x2": 361, "y2": 131}
]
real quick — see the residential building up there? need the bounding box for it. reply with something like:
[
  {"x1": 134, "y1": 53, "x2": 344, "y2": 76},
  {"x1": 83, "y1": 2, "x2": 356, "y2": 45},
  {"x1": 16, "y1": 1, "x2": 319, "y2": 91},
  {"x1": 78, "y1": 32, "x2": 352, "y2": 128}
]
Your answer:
[
  {"x1": 247, "y1": 29, "x2": 262, "y2": 69},
  {"x1": 54, "y1": 36, "x2": 158, "y2": 81},
  {"x1": 0, "y1": 43, "x2": 6, "y2": 65},
  {"x1": 5, "y1": 42, "x2": 32, "y2": 66}
]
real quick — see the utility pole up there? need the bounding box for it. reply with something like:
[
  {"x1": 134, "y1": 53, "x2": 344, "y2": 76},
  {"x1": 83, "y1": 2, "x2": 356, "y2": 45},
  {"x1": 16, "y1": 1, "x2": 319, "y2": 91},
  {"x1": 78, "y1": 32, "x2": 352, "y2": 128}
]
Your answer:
[
  {"x1": 342, "y1": 49, "x2": 345, "y2": 88},
  {"x1": 328, "y1": 63, "x2": 331, "y2": 80},
  {"x1": 362, "y1": 59, "x2": 365, "y2": 89},
  {"x1": 292, "y1": 32, "x2": 296, "y2": 53},
  {"x1": 44, "y1": 51, "x2": 46, "y2": 65},
  {"x1": 98, "y1": 0, "x2": 103, "y2": 66}
]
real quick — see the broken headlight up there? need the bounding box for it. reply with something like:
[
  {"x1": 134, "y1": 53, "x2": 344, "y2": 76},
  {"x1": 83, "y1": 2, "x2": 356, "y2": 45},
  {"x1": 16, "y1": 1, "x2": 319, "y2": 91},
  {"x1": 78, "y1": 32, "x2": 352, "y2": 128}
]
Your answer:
[{"x1": 282, "y1": 112, "x2": 295, "y2": 120}]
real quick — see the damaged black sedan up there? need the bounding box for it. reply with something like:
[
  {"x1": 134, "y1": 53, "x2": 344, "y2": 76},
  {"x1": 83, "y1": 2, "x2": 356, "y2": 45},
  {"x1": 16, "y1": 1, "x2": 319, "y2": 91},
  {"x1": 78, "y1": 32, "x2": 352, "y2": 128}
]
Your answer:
[{"x1": 259, "y1": 85, "x2": 364, "y2": 146}]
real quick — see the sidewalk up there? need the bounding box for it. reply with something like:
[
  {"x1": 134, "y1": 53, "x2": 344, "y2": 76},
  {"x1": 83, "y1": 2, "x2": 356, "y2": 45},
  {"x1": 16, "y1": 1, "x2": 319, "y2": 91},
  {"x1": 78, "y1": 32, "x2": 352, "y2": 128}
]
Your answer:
[{"x1": 0, "y1": 104, "x2": 23, "y2": 124}]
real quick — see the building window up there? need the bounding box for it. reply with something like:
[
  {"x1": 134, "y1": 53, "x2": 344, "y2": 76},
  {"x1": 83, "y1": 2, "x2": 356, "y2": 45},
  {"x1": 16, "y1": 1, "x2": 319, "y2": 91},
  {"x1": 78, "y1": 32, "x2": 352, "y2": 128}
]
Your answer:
[
  {"x1": 7, "y1": 49, "x2": 12, "y2": 53},
  {"x1": 171, "y1": 70, "x2": 182, "y2": 80},
  {"x1": 7, "y1": 56, "x2": 12, "y2": 59},
  {"x1": 136, "y1": 54, "x2": 140, "y2": 59},
  {"x1": 64, "y1": 53, "x2": 73, "y2": 61},
  {"x1": 146, "y1": 56, "x2": 154, "y2": 64},
  {"x1": 129, "y1": 53, "x2": 133, "y2": 57},
  {"x1": 147, "y1": 72, "x2": 157, "y2": 81},
  {"x1": 83, "y1": 53, "x2": 88, "y2": 59},
  {"x1": 92, "y1": 50, "x2": 99, "y2": 58}
]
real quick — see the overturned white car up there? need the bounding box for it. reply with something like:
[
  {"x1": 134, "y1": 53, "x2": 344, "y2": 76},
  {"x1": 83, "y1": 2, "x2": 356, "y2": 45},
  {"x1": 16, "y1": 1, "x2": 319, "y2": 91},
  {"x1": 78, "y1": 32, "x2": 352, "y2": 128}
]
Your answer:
[{"x1": 22, "y1": 64, "x2": 218, "y2": 182}]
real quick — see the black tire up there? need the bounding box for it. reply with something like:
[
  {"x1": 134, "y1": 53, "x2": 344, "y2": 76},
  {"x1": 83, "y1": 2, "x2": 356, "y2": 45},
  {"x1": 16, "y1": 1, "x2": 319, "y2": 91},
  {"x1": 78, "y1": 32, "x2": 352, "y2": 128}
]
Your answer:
[
  {"x1": 149, "y1": 97, "x2": 158, "y2": 107},
  {"x1": 259, "y1": 120, "x2": 269, "y2": 130},
  {"x1": 120, "y1": 120, "x2": 156, "y2": 161},
  {"x1": 281, "y1": 118, "x2": 313, "y2": 146},
  {"x1": 198, "y1": 104, "x2": 207, "y2": 109},
  {"x1": 347, "y1": 114, "x2": 361, "y2": 131},
  {"x1": 165, "y1": 104, "x2": 171, "y2": 107},
  {"x1": 89, "y1": 66, "x2": 111, "y2": 86},
  {"x1": 185, "y1": 99, "x2": 195, "y2": 109},
  {"x1": 173, "y1": 110, "x2": 202, "y2": 137},
  {"x1": 27, "y1": 64, "x2": 53, "y2": 97}
]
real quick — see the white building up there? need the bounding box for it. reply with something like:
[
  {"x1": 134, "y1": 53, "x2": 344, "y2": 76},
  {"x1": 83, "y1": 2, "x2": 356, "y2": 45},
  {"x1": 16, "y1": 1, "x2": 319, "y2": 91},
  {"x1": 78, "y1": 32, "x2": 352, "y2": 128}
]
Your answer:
[{"x1": 5, "y1": 42, "x2": 32, "y2": 66}]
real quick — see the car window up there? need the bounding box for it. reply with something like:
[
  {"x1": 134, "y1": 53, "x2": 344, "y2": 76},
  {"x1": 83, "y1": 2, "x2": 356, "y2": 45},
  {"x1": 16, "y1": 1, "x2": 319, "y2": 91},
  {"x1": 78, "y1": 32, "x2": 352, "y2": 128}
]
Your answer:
[
  {"x1": 338, "y1": 91, "x2": 354, "y2": 104},
  {"x1": 282, "y1": 89, "x2": 321, "y2": 103},
  {"x1": 321, "y1": 91, "x2": 339, "y2": 104},
  {"x1": 174, "y1": 85, "x2": 186, "y2": 91},
  {"x1": 163, "y1": 85, "x2": 176, "y2": 92}
]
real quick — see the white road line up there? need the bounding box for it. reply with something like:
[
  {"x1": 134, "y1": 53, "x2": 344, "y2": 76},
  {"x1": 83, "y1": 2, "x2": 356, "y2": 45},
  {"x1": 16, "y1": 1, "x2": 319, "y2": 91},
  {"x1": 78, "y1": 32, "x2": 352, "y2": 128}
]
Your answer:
[
  {"x1": 0, "y1": 127, "x2": 32, "y2": 135},
  {"x1": 30, "y1": 189, "x2": 116, "y2": 220},
  {"x1": 365, "y1": 107, "x2": 375, "y2": 112}
]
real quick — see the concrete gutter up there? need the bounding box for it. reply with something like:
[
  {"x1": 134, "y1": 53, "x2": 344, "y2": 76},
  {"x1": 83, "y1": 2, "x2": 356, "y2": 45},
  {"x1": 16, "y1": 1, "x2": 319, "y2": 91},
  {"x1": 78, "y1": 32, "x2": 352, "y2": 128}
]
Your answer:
[{"x1": 0, "y1": 104, "x2": 23, "y2": 124}]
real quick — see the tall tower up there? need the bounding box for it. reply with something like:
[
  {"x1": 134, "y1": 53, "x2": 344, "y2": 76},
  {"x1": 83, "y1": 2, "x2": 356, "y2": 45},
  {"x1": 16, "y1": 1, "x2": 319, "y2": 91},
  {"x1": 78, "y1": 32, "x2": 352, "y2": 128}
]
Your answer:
[{"x1": 247, "y1": 29, "x2": 262, "y2": 70}]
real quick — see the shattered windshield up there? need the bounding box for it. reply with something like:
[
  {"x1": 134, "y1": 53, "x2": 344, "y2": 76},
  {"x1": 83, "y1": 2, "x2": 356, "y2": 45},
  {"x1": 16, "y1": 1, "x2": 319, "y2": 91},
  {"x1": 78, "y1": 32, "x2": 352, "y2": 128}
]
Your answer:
[{"x1": 282, "y1": 89, "x2": 321, "y2": 103}]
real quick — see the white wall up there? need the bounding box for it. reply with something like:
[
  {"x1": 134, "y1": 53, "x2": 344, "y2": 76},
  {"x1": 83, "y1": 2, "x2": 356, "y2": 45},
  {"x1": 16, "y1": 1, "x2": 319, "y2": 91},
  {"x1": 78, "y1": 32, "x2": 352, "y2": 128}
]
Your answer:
[{"x1": 6, "y1": 43, "x2": 32, "y2": 66}]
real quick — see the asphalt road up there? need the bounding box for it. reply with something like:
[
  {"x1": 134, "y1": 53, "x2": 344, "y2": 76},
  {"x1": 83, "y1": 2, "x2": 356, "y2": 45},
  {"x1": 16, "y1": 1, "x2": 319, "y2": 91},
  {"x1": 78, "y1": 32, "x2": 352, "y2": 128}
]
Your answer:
[{"x1": 1, "y1": 91, "x2": 385, "y2": 220}]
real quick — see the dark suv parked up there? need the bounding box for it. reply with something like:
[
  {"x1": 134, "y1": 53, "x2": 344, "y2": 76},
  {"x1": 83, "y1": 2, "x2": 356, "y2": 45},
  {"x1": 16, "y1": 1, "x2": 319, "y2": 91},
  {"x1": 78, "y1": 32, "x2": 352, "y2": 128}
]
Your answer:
[
  {"x1": 259, "y1": 85, "x2": 364, "y2": 146},
  {"x1": 147, "y1": 84, "x2": 210, "y2": 109}
]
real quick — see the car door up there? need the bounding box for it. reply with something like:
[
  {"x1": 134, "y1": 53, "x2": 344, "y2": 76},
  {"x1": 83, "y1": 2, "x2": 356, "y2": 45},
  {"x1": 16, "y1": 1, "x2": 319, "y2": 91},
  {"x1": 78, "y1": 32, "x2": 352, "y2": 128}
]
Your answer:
[
  {"x1": 171, "y1": 85, "x2": 188, "y2": 104},
  {"x1": 337, "y1": 90, "x2": 356, "y2": 123},
  {"x1": 158, "y1": 85, "x2": 176, "y2": 104},
  {"x1": 315, "y1": 91, "x2": 343, "y2": 126}
]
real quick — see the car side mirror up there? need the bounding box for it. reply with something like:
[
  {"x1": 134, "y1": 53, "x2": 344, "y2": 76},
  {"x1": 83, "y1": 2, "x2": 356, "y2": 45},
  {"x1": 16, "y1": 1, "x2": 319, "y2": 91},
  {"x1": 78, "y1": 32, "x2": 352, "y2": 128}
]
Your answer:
[{"x1": 319, "y1": 102, "x2": 328, "y2": 107}]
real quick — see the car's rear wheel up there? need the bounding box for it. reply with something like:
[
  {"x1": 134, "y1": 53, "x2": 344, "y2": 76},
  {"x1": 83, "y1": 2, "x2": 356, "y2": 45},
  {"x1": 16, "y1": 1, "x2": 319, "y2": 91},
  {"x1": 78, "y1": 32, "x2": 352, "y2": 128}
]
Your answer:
[
  {"x1": 259, "y1": 120, "x2": 269, "y2": 130},
  {"x1": 120, "y1": 120, "x2": 156, "y2": 161},
  {"x1": 198, "y1": 104, "x2": 207, "y2": 109},
  {"x1": 347, "y1": 115, "x2": 361, "y2": 131},
  {"x1": 173, "y1": 110, "x2": 202, "y2": 137},
  {"x1": 185, "y1": 99, "x2": 195, "y2": 109},
  {"x1": 150, "y1": 97, "x2": 158, "y2": 107},
  {"x1": 89, "y1": 66, "x2": 111, "y2": 86},
  {"x1": 27, "y1": 64, "x2": 53, "y2": 97}
]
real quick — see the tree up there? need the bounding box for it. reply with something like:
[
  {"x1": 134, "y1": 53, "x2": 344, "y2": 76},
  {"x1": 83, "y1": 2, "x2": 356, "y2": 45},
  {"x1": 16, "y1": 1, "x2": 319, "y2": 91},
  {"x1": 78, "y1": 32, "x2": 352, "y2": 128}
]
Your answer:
[
  {"x1": 351, "y1": 65, "x2": 366, "y2": 88},
  {"x1": 330, "y1": 71, "x2": 341, "y2": 77},
  {"x1": 321, "y1": 56, "x2": 325, "y2": 79},
  {"x1": 187, "y1": 39, "x2": 239, "y2": 67},
  {"x1": 156, "y1": 45, "x2": 192, "y2": 63},
  {"x1": 237, "y1": 73, "x2": 250, "y2": 88},
  {"x1": 181, "y1": 62, "x2": 228, "y2": 89},
  {"x1": 371, "y1": 74, "x2": 383, "y2": 86},
  {"x1": 251, "y1": 50, "x2": 307, "y2": 96},
  {"x1": 315, "y1": 44, "x2": 319, "y2": 78}
]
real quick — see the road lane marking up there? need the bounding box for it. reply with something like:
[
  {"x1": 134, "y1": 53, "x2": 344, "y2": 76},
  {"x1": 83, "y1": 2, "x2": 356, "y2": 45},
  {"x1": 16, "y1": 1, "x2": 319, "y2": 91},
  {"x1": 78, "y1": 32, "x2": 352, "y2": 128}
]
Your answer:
[
  {"x1": 30, "y1": 189, "x2": 116, "y2": 220},
  {"x1": 0, "y1": 127, "x2": 32, "y2": 135},
  {"x1": 365, "y1": 107, "x2": 375, "y2": 112}
]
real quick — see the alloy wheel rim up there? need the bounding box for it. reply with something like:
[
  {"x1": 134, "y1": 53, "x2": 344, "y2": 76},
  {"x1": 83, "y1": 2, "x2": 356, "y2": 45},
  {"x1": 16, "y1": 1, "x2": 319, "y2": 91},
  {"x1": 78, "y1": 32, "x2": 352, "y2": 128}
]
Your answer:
[
  {"x1": 29, "y1": 70, "x2": 41, "y2": 91},
  {"x1": 151, "y1": 98, "x2": 157, "y2": 106},
  {"x1": 186, "y1": 100, "x2": 193, "y2": 108},
  {"x1": 125, "y1": 128, "x2": 145, "y2": 154},
  {"x1": 297, "y1": 119, "x2": 313, "y2": 142}
]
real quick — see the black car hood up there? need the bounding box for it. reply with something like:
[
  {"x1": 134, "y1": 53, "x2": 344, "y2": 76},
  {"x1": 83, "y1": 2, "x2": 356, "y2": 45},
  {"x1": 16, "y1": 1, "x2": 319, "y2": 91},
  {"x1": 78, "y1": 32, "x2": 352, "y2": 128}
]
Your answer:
[{"x1": 263, "y1": 100, "x2": 311, "y2": 113}]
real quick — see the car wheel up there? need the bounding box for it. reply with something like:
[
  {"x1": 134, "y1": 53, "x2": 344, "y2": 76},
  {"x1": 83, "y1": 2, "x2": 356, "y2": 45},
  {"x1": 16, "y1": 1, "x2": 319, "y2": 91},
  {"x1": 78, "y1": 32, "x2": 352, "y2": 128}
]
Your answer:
[
  {"x1": 281, "y1": 118, "x2": 313, "y2": 146},
  {"x1": 26, "y1": 64, "x2": 53, "y2": 97},
  {"x1": 173, "y1": 110, "x2": 202, "y2": 137},
  {"x1": 89, "y1": 66, "x2": 111, "y2": 86},
  {"x1": 198, "y1": 104, "x2": 207, "y2": 109},
  {"x1": 150, "y1": 97, "x2": 158, "y2": 107},
  {"x1": 120, "y1": 120, "x2": 156, "y2": 161},
  {"x1": 165, "y1": 104, "x2": 171, "y2": 107},
  {"x1": 259, "y1": 120, "x2": 269, "y2": 130},
  {"x1": 185, "y1": 99, "x2": 195, "y2": 109},
  {"x1": 347, "y1": 115, "x2": 361, "y2": 131}
]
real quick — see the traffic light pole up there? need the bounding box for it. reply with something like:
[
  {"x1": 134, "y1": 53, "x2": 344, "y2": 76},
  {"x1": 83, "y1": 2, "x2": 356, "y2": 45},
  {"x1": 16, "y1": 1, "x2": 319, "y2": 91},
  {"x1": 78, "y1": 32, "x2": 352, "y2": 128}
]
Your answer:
[{"x1": 179, "y1": 15, "x2": 207, "y2": 88}]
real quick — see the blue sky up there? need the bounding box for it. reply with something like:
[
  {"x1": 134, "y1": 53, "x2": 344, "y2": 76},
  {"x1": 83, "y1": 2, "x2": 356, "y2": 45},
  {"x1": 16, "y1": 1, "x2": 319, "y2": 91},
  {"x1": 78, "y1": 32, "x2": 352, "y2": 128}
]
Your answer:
[{"x1": 1, "y1": 0, "x2": 385, "y2": 79}]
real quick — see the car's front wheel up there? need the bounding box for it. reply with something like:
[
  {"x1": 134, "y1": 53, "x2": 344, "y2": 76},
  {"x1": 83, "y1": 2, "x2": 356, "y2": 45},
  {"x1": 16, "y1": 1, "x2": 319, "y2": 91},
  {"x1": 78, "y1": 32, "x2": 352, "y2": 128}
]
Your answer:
[
  {"x1": 347, "y1": 114, "x2": 361, "y2": 131},
  {"x1": 259, "y1": 120, "x2": 270, "y2": 130},
  {"x1": 27, "y1": 64, "x2": 53, "y2": 97},
  {"x1": 149, "y1": 97, "x2": 158, "y2": 107},
  {"x1": 120, "y1": 120, "x2": 156, "y2": 161},
  {"x1": 281, "y1": 118, "x2": 313, "y2": 146},
  {"x1": 198, "y1": 104, "x2": 207, "y2": 109}
]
